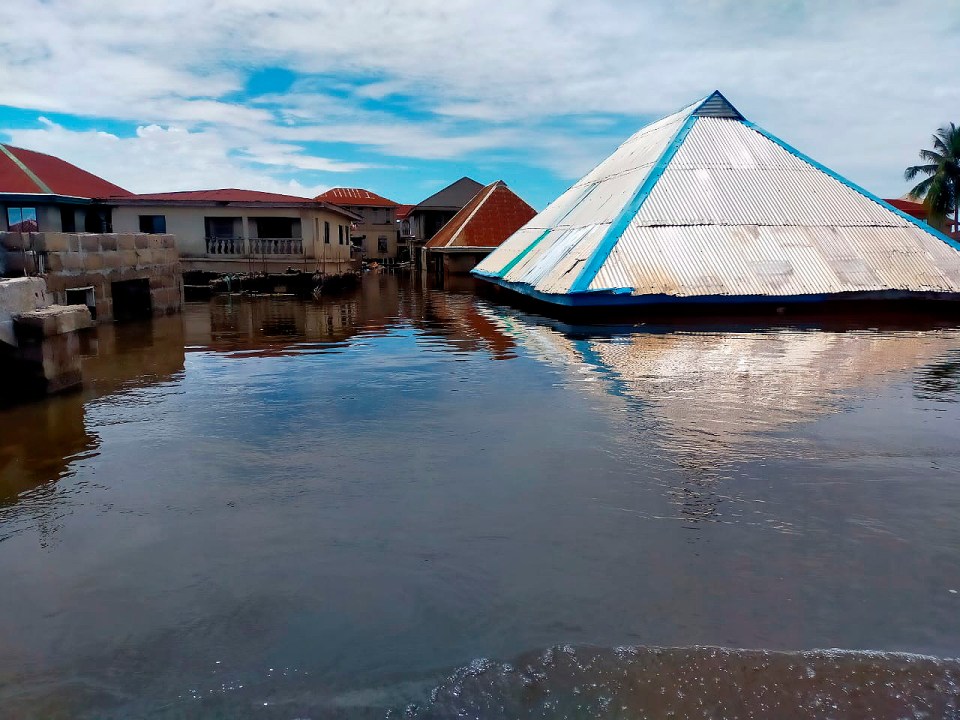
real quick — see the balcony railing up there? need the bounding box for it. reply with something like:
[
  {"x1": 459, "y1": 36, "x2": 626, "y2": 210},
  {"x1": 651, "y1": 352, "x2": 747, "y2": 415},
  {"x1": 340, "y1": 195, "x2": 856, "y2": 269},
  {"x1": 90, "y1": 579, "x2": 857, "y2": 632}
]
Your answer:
[
  {"x1": 206, "y1": 236, "x2": 245, "y2": 255},
  {"x1": 250, "y1": 237, "x2": 303, "y2": 255}
]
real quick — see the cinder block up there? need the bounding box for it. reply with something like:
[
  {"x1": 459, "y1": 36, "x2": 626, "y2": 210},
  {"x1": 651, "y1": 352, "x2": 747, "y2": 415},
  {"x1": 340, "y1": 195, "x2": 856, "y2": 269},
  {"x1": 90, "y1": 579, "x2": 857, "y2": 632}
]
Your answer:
[
  {"x1": 83, "y1": 253, "x2": 105, "y2": 271},
  {"x1": 119, "y1": 249, "x2": 138, "y2": 267},
  {"x1": 62, "y1": 252, "x2": 85, "y2": 271},
  {"x1": 103, "y1": 252, "x2": 123, "y2": 269},
  {"x1": 68, "y1": 234, "x2": 82, "y2": 251},
  {"x1": 46, "y1": 253, "x2": 64, "y2": 272},
  {"x1": 117, "y1": 234, "x2": 136, "y2": 250},
  {"x1": 81, "y1": 235, "x2": 100, "y2": 252},
  {"x1": 134, "y1": 234, "x2": 150, "y2": 249},
  {"x1": 99, "y1": 235, "x2": 118, "y2": 251}
]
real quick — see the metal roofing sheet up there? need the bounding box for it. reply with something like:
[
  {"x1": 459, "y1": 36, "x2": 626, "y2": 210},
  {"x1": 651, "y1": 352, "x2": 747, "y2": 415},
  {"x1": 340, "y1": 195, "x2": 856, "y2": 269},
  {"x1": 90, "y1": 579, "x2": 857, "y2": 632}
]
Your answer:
[{"x1": 592, "y1": 225, "x2": 960, "y2": 296}]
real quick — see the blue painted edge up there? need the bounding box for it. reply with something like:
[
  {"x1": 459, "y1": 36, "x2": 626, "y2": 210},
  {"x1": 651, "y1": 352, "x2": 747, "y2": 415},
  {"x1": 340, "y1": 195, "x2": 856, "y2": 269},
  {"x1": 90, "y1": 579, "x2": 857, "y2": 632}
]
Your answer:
[
  {"x1": 473, "y1": 183, "x2": 604, "y2": 281},
  {"x1": 478, "y1": 274, "x2": 960, "y2": 308},
  {"x1": 742, "y1": 120, "x2": 960, "y2": 254},
  {"x1": 568, "y1": 113, "x2": 700, "y2": 294}
]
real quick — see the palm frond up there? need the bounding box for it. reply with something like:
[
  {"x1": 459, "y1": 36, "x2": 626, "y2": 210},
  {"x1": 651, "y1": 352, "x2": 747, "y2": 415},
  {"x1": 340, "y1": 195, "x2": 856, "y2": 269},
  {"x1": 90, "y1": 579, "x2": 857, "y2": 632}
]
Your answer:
[
  {"x1": 908, "y1": 175, "x2": 934, "y2": 198},
  {"x1": 918, "y1": 149, "x2": 944, "y2": 164},
  {"x1": 905, "y1": 164, "x2": 938, "y2": 181}
]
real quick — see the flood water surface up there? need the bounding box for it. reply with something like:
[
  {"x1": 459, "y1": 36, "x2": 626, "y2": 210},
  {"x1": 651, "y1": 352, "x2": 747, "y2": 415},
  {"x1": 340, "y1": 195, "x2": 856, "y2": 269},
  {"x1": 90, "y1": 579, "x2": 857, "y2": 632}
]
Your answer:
[{"x1": 2, "y1": 275, "x2": 960, "y2": 718}]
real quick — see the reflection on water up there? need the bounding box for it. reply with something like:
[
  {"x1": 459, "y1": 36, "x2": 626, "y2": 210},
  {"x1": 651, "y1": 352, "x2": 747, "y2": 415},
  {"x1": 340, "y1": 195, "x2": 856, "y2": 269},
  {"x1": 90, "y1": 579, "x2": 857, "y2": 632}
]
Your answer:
[{"x1": 2, "y1": 274, "x2": 960, "y2": 718}]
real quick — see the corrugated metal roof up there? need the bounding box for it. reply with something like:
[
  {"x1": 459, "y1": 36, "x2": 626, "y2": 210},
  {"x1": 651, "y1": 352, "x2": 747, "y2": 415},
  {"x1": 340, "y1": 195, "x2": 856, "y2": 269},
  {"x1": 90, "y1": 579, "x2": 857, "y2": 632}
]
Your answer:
[
  {"x1": 414, "y1": 177, "x2": 484, "y2": 210},
  {"x1": 0, "y1": 144, "x2": 131, "y2": 198},
  {"x1": 125, "y1": 189, "x2": 314, "y2": 203},
  {"x1": 425, "y1": 180, "x2": 535, "y2": 249},
  {"x1": 474, "y1": 91, "x2": 960, "y2": 304},
  {"x1": 314, "y1": 187, "x2": 398, "y2": 206}
]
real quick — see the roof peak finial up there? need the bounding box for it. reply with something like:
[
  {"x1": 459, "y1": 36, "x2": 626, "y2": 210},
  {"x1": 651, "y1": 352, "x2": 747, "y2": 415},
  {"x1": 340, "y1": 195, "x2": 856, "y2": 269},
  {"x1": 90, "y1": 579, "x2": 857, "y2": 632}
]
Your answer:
[{"x1": 693, "y1": 91, "x2": 744, "y2": 120}]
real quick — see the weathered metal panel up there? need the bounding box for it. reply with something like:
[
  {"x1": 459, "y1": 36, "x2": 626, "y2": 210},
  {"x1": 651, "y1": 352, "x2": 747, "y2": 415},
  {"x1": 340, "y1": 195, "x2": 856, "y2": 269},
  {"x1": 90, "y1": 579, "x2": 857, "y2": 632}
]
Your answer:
[{"x1": 593, "y1": 224, "x2": 960, "y2": 296}]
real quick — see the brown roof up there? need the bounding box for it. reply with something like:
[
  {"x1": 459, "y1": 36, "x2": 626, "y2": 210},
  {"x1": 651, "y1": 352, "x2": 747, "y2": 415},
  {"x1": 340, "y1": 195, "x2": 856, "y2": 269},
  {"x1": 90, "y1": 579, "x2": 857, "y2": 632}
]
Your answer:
[
  {"x1": 395, "y1": 204, "x2": 415, "y2": 220},
  {"x1": 425, "y1": 181, "x2": 535, "y2": 249},
  {"x1": 0, "y1": 144, "x2": 131, "y2": 198},
  {"x1": 314, "y1": 187, "x2": 398, "y2": 207}
]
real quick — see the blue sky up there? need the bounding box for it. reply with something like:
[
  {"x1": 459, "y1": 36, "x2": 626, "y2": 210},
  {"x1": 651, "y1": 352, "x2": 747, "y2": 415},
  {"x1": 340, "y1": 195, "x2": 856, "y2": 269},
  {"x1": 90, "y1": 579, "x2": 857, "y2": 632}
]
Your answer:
[{"x1": 0, "y1": 1, "x2": 957, "y2": 209}]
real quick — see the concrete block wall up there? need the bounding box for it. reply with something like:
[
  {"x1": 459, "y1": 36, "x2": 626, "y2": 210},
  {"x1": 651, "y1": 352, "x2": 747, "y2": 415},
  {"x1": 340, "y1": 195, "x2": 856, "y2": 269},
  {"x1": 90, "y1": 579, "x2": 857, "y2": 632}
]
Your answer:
[{"x1": 0, "y1": 232, "x2": 182, "y2": 323}]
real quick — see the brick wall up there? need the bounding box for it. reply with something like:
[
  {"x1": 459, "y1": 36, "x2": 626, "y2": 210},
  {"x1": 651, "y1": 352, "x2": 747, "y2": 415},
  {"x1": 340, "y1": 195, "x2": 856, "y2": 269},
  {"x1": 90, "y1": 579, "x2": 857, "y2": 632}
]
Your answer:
[{"x1": 0, "y1": 232, "x2": 182, "y2": 322}]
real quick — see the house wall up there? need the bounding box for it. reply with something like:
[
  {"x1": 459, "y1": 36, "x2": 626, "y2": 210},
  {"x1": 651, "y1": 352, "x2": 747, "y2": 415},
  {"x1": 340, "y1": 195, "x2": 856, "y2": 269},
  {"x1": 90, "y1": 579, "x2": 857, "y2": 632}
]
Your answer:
[
  {"x1": 340, "y1": 205, "x2": 399, "y2": 260},
  {"x1": 112, "y1": 205, "x2": 353, "y2": 262}
]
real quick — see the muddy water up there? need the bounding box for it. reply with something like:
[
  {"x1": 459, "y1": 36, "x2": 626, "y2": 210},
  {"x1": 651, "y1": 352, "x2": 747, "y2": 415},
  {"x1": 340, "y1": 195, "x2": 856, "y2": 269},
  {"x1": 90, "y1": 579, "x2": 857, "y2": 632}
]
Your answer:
[{"x1": 1, "y1": 274, "x2": 960, "y2": 718}]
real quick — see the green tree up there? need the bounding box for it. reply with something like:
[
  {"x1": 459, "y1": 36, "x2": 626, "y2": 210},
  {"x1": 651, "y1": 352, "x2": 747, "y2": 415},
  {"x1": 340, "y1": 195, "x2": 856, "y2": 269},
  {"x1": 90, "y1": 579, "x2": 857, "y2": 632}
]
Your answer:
[{"x1": 904, "y1": 122, "x2": 960, "y2": 236}]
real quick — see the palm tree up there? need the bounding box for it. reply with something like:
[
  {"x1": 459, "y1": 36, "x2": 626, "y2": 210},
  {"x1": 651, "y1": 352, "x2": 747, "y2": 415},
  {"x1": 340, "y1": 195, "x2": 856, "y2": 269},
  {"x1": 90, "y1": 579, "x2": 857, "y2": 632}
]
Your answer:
[{"x1": 905, "y1": 123, "x2": 960, "y2": 237}]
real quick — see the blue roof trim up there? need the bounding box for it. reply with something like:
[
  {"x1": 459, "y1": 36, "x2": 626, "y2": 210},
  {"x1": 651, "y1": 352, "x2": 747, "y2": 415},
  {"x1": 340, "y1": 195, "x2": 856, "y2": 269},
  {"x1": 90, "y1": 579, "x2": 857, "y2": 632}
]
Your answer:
[
  {"x1": 742, "y1": 120, "x2": 960, "y2": 254},
  {"x1": 478, "y1": 275, "x2": 960, "y2": 308},
  {"x1": 568, "y1": 113, "x2": 700, "y2": 294}
]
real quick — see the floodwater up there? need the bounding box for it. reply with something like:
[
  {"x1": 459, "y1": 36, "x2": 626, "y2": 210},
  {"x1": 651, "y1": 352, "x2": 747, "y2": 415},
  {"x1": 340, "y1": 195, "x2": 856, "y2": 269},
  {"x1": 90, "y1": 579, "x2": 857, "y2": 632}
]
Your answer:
[{"x1": 2, "y1": 273, "x2": 960, "y2": 719}]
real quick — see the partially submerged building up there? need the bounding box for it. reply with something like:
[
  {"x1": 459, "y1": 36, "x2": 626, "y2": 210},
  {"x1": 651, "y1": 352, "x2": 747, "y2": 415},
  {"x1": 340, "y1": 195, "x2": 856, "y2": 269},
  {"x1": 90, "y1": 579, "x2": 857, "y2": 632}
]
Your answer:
[
  {"x1": 423, "y1": 181, "x2": 536, "y2": 276},
  {"x1": 112, "y1": 189, "x2": 360, "y2": 275},
  {"x1": 401, "y1": 177, "x2": 484, "y2": 263},
  {"x1": 314, "y1": 188, "x2": 400, "y2": 262},
  {"x1": 0, "y1": 145, "x2": 180, "y2": 323},
  {"x1": 473, "y1": 91, "x2": 960, "y2": 310}
]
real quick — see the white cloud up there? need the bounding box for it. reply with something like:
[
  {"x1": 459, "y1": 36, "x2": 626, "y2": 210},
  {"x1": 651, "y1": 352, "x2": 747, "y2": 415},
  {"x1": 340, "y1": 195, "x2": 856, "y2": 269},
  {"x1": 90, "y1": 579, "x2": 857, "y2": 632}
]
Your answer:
[{"x1": 0, "y1": 0, "x2": 957, "y2": 196}]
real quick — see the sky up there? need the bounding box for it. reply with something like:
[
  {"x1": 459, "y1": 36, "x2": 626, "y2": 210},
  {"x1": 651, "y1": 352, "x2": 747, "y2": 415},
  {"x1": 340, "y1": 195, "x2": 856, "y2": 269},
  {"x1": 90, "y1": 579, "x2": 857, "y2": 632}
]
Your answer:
[{"x1": 0, "y1": 1, "x2": 957, "y2": 210}]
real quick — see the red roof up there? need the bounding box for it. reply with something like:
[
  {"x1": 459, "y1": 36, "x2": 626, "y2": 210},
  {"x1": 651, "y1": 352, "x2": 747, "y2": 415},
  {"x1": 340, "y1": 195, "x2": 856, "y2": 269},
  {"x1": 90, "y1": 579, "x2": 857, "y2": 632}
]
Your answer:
[
  {"x1": 123, "y1": 188, "x2": 315, "y2": 203},
  {"x1": 0, "y1": 144, "x2": 131, "y2": 198},
  {"x1": 314, "y1": 187, "x2": 398, "y2": 207},
  {"x1": 425, "y1": 181, "x2": 535, "y2": 249},
  {"x1": 884, "y1": 197, "x2": 929, "y2": 220},
  {"x1": 395, "y1": 204, "x2": 415, "y2": 220}
]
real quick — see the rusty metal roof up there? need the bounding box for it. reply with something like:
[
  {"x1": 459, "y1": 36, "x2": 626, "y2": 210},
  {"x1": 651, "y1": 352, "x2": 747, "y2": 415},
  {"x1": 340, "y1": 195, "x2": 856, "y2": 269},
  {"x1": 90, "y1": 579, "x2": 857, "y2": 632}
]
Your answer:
[
  {"x1": 314, "y1": 187, "x2": 398, "y2": 207},
  {"x1": 425, "y1": 181, "x2": 536, "y2": 250},
  {"x1": 473, "y1": 91, "x2": 960, "y2": 306},
  {"x1": 0, "y1": 144, "x2": 131, "y2": 198}
]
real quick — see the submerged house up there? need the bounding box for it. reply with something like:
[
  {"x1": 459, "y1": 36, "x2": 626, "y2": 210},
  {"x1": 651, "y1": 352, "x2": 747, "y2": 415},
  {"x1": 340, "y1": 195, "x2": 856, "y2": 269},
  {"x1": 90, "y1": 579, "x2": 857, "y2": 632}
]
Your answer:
[
  {"x1": 473, "y1": 91, "x2": 960, "y2": 310},
  {"x1": 423, "y1": 181, "x2": 536, "y2": 276},
  {"x1": 401, "y1": 177, "x2": 484, "y2": 263},
  {"x1": 313, "y1": 188, "x2": 401, "y2": 262},
  {"x1": 111, "y1": 190, "x2": 360, "y2": 275}
]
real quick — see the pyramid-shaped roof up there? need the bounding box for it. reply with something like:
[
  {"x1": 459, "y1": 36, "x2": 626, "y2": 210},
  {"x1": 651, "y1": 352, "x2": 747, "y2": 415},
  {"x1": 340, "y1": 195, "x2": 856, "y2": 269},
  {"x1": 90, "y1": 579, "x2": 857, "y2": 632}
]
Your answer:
[
  {"x1": 415, "y1": 177, "x2": 484, "y2": 211},
  {"x1": 0, "y1": 144, "x2": 131, "y2": 198},
  {"x1": 425, "y1": 181, "x2": 536, "y2": 250},
  {"x1": 473, "y1": 91, "x2": 960, "y2": 307}
]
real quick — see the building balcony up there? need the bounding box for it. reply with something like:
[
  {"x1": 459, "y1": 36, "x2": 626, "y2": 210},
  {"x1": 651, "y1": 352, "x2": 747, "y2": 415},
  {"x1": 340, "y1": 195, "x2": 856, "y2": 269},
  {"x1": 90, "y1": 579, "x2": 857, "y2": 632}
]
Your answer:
[
  {"x1": 250, "y1": 237, "x2": 303, "y2": 255},
  {"x1": 205, "y1": 236, "x2": 245, "y2": 255},
  {"x1": 204, "y1": 236, "x2": 305, "y2": 256}
]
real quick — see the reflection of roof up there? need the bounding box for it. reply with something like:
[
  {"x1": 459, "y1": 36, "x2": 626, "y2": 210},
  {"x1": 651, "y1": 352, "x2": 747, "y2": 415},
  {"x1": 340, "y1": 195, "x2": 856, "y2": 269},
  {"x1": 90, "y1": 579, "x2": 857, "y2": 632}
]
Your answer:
[
  {"x1": 314, "y1": 188, "x2": 398, "y2": 207},
  {"x1": 415, "y1": 177, "x2": 484, "y2": 211},
  {"x1": 426, "y1": 181, "x2": 536, "y2": 250},
  {"x1": 114, "y1": 189, "x2": 361, "y2": 220},
  {"x1": 475, "y1": 91, "x2": 960, "y2": 304},
  {"x1": 0, "y1": 144, "x2": 131, "y2": 198},
  {"x1": 502, "y1": 316, "x2": 960, "y2": 465}
]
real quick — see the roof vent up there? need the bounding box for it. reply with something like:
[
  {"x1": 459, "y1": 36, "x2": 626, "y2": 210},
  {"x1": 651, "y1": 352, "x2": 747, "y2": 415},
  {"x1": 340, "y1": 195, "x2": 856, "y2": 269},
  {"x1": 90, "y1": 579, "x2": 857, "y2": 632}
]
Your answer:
[{"x1": 693, "y1": 91, "x2": 744, "y2": 120}]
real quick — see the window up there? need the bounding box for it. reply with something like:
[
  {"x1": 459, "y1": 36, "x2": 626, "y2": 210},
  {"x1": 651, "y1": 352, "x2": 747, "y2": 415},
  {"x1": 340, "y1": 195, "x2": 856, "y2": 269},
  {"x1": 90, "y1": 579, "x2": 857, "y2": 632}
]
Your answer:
[
  {"x1": 254, "y1": 217, "x2": 296, "y2": 238},
  {"x1": 60, "y1": 207, "x2": 76, "y2": 233},
  {"x1": 205, "y1": 217, "x2": 239, "y2": 238},
  {"x1": 84, "y1": 207, "x2": 112, "y2": 233},
  {"x1": 378, "y1": 236, "x2": 388, "y2": 254},
  {"x1": 324, "y1": 221, "x2": 330, "y2": 244},
  {"x1": 139, "y1": 214, "x2": 166, "y2": 233},
  {"x1": 338, "y1": 224, "x2": 344, "y2": 245},
  {"x1": 7, "y1": 206, "x2": 38, "y2": 232}
]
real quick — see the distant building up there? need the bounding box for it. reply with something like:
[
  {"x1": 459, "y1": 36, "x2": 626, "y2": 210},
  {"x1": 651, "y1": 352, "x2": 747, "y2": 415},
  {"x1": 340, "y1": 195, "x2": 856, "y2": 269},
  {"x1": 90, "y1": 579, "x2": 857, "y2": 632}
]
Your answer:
[
  {"x1": 403, "y1": 177, "x2": 484, "y2": 263},
  {"x1": 314, "y1": 188, "x2": 400, "y2": 262},
  {"x1": 424, "y1": 181, "x2": 536, "y2": 275},
  {"x1": 112, "y1": 189, "x2": 360, "y2": 275}
]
